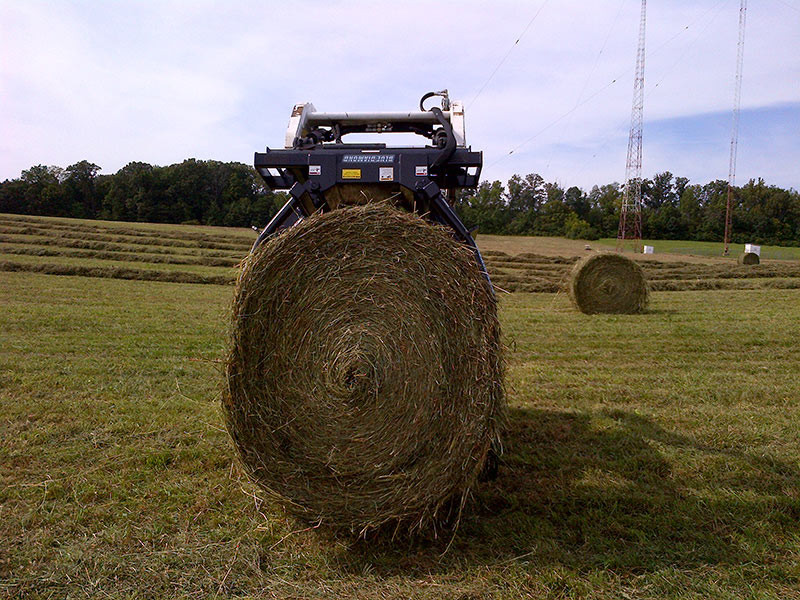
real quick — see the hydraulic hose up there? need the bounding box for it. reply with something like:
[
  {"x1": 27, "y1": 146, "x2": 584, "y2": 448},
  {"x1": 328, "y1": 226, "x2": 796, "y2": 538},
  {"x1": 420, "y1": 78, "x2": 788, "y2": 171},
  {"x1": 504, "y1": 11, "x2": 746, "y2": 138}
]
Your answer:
[{"x1": 430, "y1": 106, "x2": 456, "y2": 171}]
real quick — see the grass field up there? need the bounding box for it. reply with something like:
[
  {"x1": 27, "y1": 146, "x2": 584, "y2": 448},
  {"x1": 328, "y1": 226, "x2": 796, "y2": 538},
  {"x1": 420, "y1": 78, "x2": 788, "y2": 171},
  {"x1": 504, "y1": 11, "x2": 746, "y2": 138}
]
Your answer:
[
  {"x1": 476, "y1": 234, "x2": 800, "y2": 262},
  {"x1": 2, "y1": 213, "x2": 800, "y2": 598},
  {"x1": 596, "y1": 238, "x2": 800, "y2": 261},
  {"x1": 3, "y1": 213, "x2": 800, "y2": 294}
]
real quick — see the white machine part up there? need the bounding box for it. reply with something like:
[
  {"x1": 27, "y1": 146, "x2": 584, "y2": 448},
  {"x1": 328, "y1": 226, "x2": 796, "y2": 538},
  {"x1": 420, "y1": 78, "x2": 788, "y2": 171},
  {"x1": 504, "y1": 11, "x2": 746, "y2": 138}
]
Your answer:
[
  {"x1": 285, "y1": 102, "x2": 316, "y2": 149},
  {"x1": 284, "y1": 99, "x2": 467, "y2": 149}
]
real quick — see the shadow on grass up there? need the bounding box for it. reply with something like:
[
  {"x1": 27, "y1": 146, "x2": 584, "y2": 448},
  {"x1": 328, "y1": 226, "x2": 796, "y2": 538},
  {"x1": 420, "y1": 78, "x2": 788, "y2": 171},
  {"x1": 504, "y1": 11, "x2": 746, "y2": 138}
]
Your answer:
[
  {"x1": 640, "y1": 307, "x2": 679, "y2": 315},
  {"x1": 330, "y1": 407, "x2": 800, "y2": 577}
]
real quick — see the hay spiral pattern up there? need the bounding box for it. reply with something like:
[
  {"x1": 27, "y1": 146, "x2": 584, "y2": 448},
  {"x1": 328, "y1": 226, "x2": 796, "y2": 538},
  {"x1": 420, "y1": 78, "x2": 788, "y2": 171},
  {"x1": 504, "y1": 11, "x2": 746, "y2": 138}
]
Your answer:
[
  {"x1": 569, "y1": 253, "x2": 649, "y2": 314},
  {"x1": 223, "y1": 204, "x2": 504, "y2": 535}
]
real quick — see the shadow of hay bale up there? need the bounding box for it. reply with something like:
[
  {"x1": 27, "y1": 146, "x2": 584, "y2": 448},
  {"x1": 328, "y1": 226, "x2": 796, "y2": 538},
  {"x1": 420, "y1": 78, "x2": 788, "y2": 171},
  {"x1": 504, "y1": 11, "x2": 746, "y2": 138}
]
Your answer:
[{"x1": 324, "y1": 407, "x2": 800, "y2": 578}]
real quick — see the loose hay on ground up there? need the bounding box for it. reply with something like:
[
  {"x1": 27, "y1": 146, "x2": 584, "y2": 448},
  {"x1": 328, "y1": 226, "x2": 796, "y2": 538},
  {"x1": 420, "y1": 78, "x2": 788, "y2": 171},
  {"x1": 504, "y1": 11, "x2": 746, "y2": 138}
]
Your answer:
[
  {"x1": 223, "y1": 204, "x2": 504, "y2": 536},
  {"x1": 569, "y1": 253, "x2": 649, "y2": 314}
]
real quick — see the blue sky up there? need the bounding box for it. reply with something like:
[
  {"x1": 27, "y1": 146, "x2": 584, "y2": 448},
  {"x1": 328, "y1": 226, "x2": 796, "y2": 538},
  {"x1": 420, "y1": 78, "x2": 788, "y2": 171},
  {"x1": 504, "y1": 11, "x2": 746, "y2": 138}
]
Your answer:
[{"x1": 1, "y1": 0, "x2": 798, "y2": 191}]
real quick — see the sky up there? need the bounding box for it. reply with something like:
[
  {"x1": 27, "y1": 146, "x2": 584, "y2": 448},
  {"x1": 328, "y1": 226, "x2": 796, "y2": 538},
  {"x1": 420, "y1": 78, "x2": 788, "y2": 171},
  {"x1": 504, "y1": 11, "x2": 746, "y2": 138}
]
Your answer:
[{"x1": 1, "y1": 0, "x2": 798, "y2": 191}]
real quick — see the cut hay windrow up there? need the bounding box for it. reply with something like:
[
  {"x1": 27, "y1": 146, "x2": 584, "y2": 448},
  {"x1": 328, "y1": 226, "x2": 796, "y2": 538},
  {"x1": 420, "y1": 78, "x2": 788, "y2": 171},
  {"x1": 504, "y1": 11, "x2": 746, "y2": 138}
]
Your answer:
[
  {"x1": 643, "y1": 265, "x2": 800, "y2": 281},
  {"x1": 569, "y1": 253, "x2": 649, "y2": 314},
  {"x1": 738, "y1": 252, "x2": 760, "y2": 265},
  {"x1": 0, "y1": 260, "x2": 235, "y2": 285},
  {"x1": 484, "y1": 257, "x2": 577, "y2": 271},
  {"x1": 638, "y1": 260, "x2": 697, "y2": 270},
  {"x1": 0, "y1": 234, "x2": 246, "y2": 259},
  {"x1": 512, "y1": 266, "x2": 572, "y2": 277},
  {"x1": 0, "y1": 215, "x2": 255, "y2": 246},
  {"x1": 490, "y1": 273, "x2": 564, "y2": 285},
  {"x1": 487, "y1": 265, "x2": 569, "y2": 278},
  {"x1": 649, "y1": 277, "x2": 800, "y2": 291},
  {"x1": 223, "y1": 204, "x2": 504, "y2": 536},
  {"x1": 0, "y1": 225, "x2": 250, "y2": 252},
  {"x1": 0, "y1": 244, "x2": 241, "y2": 267},
  {"x1": 515, "y1": 252, "x2": 576, "y2": 264},
  {"x1": 488, "y1": 279, "x2": 563, "y2": 293},
  {"x1": 762, "y1": 278, "x2": 800, "y2": 289},
  {"x1": 485, "y1": 259, "x2": 573, "y2": 273}
]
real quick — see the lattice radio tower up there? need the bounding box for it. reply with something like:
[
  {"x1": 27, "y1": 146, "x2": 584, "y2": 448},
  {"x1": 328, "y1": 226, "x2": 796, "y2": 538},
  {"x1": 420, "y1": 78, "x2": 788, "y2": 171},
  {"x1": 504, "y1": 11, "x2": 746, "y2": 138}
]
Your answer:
[
  {"x1": 617, "y1": 0, "x2": 647, "y2": 253},
  {"x1": 723, "y1": 0, "x2": 747, "y2": 256}
]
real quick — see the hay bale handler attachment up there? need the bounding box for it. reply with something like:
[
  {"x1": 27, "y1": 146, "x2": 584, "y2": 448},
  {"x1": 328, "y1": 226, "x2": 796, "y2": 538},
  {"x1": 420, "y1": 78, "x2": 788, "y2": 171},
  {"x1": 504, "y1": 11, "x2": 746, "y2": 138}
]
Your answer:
[
  {"x1": 252, "y1": 90, "x2": 490, "y2": 287},
  {"x1": 224, "y1": 91, "x2": 503, "y2": 533}
]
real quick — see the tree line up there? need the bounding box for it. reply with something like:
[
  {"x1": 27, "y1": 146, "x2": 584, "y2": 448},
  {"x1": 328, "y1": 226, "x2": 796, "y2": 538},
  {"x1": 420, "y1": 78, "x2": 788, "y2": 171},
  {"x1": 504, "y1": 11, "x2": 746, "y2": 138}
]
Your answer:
[
  {"x1": 0, "y1": 160, "x2": 284, "y2": 228},
  {"x1": 455, "y1": 172, "x2": 800, "y2": 245},
  {"x1": 1, "y1": 159, "x2": 798, "y2": 245}
]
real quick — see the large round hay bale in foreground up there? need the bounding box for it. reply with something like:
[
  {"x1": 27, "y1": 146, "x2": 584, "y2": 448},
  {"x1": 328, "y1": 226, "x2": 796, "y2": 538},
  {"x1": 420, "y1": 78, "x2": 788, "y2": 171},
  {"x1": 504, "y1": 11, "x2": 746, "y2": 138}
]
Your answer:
[
  {"x1": 223, "y1": 204, "x2": 504, "y2": 535},
  {"x1": 738, "y1": 252, "x2": 760, "y2": 265},
  {"x1": 569, "y1": 253, "x2": 649, "y2": 314}
]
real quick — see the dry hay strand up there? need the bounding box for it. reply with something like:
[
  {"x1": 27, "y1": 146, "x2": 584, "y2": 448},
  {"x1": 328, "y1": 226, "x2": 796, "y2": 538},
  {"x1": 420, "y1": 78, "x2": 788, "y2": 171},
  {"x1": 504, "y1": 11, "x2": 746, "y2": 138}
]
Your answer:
[
  {"x1": 223, "y1": 204, "x2": 504, "y2": 536},
  {"x1": 738, "y1": 252, "x2": 760, "y2": 265},
  {"x1": 569, "y1": 253, "x2": 649, "y2": 314}
]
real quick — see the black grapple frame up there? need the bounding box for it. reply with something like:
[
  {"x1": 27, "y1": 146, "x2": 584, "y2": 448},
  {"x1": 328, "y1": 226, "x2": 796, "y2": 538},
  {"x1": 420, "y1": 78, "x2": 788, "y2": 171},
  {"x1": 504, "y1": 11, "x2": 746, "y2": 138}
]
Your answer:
[{"x1": 252, "y1": 91, "x2": 491, "y2": 287}]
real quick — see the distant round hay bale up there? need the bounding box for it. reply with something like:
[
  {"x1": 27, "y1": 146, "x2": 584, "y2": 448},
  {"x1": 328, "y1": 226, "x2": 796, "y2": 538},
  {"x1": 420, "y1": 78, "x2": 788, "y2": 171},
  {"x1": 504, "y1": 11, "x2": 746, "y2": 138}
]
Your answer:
[
  {"x1": 569, "y1": 253, "x2": 649, "y2": 314},
  {"x1": 738, "y1": 252, "x2": 760, "y2": 265},
  {"x1": 223, "y1": 204, "x2": 504, "y2": 535}
]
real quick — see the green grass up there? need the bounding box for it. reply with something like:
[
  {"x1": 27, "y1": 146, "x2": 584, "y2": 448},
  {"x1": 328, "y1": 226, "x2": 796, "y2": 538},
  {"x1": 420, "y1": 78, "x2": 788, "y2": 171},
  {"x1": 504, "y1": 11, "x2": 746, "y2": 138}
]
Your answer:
[
  {"x1": 2, "y1": 271, "x2": 799, "y2": 598},
  {"x1": 596, "y1": 238, "x2": 800, "y2": 261}
]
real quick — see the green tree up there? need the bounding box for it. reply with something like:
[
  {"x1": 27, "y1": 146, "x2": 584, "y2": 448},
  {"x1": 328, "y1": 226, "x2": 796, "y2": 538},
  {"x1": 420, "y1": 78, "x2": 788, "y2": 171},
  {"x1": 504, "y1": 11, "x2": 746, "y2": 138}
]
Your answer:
[
  {"x1": 20, "y1": 165, "x2": 64, "y2": 215},
  {"x1": 63, "y1": 161, "x2": 101, "y2": 218}
]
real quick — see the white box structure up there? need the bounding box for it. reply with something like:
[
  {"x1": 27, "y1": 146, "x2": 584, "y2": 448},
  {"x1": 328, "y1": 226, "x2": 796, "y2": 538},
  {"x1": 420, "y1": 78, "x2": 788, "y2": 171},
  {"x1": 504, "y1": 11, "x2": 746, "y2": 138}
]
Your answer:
[
  {"x1": 643, "y1": 245, "x2": 654, "y2": 254},
  {"x1": 745, "y1": 244, "x2": 761, "y2": 256}
]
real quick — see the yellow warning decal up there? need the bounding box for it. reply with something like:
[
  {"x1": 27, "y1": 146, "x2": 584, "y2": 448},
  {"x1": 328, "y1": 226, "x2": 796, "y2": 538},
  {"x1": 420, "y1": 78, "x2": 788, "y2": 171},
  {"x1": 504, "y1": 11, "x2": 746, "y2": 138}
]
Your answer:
[{"x1": 341, "y1": 168, "x2": 361, "y2": 179}]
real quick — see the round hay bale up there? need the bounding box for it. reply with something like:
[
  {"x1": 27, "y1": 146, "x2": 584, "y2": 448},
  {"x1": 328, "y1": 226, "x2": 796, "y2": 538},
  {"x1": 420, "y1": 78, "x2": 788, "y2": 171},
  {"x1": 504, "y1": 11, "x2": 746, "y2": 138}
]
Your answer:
[
  {"x1": 223, "y1": 204, "x2": 504, "y2": 535},
  {"x1": 738, "y1": 251, "x2": 760, "y2": 265},
  {"x1": 569, "y1": 253, "x2": 649, "y2": 314}
]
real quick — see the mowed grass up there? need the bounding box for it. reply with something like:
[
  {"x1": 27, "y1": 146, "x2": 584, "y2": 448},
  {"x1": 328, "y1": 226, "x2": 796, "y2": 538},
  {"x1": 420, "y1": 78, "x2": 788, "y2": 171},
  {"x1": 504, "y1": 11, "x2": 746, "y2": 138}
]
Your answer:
[
  {"x1": 595, "y1": 238, "x2": 800, "y2": 261},
  {"x1": 5, "y1": 213, "x2": 800, "y2": 296},
  {"x1": 0, "y1": 249, "x2": 238, "y2": 277},
  {"x1": 2, "y1": 270, "x2": 799, "y2": 598},
  {"x1": 0, "y1": 213, "x2": 256, "y2": 244},
  {"x1": 478, "y1": 232, "x2": 800, "y2": 262}
]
